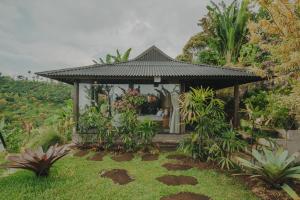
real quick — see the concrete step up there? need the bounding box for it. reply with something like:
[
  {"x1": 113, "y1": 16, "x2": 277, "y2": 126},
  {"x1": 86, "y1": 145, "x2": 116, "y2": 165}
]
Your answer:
[{"x1": 154, "y1": 142, "x2": 178, "y2": 151}]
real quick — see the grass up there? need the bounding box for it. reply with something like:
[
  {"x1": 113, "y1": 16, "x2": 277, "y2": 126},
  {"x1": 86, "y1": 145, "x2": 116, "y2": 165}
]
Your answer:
[{"x1": 0, "y1": 151, "x2": 259, "y2": 200}]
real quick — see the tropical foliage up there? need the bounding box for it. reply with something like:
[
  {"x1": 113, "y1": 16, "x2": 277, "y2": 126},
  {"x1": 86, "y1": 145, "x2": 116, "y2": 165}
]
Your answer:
[
  {"x1": 0, "y1": 75, "x2": 72, "y2": 152},
  {"x1": 179, "y1": 87, "x2": 245, "y2": 169},
  {"x1": 78, "y1": 89, "x2": 158, "y2": 152},
  {"x1": 93, "y1": 48, "x2": 132, "y2": 64},
  {"x1": 248, "y1": 0, "x2": 300, "y2": 77},
  {"x1": 243, "y1": 88, "x2": 297, "y2": 130},
  {"x1": 5, "y1": 144, "x2": 70, "y2": 177},
  {"x1": 238, "y1": 148, "x2": 300, "y2": 199},
  {"x1": 177, "y1": 0, "x2": 251, "y2": 65},
  {"x1": 206, "y1": 0, "x2": 250, "y2": 64}
]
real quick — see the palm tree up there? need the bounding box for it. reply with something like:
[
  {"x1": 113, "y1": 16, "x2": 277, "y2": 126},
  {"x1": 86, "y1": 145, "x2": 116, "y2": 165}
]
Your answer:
[
  {"x1": 208, "y1": 0, "x2": 250, "y2": 64},
  {"x1": 93, "y1": 48, "x2": 132, "y2": 64}
]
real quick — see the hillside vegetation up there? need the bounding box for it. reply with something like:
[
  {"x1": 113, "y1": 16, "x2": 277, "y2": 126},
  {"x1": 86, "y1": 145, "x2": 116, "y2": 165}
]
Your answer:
[{"x1": 0, "y1": 76, "x2": 72, "y2": 152}]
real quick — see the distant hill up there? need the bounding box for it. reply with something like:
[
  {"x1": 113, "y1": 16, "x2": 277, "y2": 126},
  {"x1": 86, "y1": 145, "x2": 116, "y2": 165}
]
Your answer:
[{"x1": 0, "y1": 76, "x2": 71, "y2": 128}]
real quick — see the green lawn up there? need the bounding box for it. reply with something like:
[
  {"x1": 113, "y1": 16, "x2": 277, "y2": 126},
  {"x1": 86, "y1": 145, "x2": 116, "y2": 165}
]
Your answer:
[{"x1": 0, "y1": 151, "x2": 258, "y2": 200}]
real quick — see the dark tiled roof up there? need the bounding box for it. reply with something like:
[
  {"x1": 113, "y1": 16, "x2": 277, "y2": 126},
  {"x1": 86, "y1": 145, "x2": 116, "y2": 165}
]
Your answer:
[{"x1": 36, "y1": 45, "x2": 260, "y2": 80}]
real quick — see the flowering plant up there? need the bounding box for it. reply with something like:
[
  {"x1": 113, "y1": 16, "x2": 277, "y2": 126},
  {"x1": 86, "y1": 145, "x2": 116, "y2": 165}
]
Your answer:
[{"x1": 112, "y1": 88, "x2": 146, "y2": 112}]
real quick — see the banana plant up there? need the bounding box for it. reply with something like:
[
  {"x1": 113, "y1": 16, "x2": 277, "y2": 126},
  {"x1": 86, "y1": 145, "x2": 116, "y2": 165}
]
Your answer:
[
  {"x1": 237, "y1": 148, "x2": 300, "y2": 199},
  {"x1": 93, "y1": 48, "x2": 132, "y2": 64}
]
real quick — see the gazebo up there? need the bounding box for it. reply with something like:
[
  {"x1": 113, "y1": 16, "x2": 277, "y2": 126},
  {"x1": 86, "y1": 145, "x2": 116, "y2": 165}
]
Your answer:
[{"x1": 37, "y1": 45, "x2": 262, "y2": 134}]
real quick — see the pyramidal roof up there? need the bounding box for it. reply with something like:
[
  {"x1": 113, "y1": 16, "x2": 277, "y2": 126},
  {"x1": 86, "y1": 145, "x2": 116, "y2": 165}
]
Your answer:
[
  {"x1": 36, "y1": 45, "x2": 262, "y2": 87},
  {"x1": 133, "y1": 45, "x2": 174, "y2": 61}
]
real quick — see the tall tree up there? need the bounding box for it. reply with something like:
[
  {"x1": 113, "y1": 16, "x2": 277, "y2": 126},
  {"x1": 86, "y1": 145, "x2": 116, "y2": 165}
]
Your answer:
[
  {"x1": 248, "y1": 0, "x2": 300, "y2": 78},
  {"x1": 176, "y1": 32, "x2": 208, "y2": 62},
  {"x1": 177, "y1": 0, "x2": 251, "y2": 65},
  {"x1": 208, "y1": 0, "x2": 250, "y2": 64},
  {"x1": 93, "y1": 48, "x2": 132, "y2": 64}
]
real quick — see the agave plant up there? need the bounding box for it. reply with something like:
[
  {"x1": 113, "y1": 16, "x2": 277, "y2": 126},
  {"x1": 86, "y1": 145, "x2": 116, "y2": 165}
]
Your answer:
[
  {"x1": 5, "y1": 144, "x2": 70, "y2": 177},
  {"x1": 237, "y1": 148, "x2": 300, "y2": 199}
]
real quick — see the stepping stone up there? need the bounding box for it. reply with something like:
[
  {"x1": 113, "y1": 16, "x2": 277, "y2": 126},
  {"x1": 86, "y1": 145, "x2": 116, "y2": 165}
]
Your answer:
[
  {"x1": 111, "y1": 153, "x2": 134, "y2": 162},
  {"x1": 87, "y1": 152, "x2": 106, "y2": 161},
  {"x1": 100, "y1": 169, "x2": 133, "y2": 185},
  {"x1": 74, "y1": 150, "x2": 89, "y2": 157},
  {"x1": 161, "y1": 192, "x2": 211, "y2": 200},
  {"x1": 162, "y1": 163, "x2": 193, "y2": 171},
  {"x1": 142, "y1": 154, "x2": 159, "y2": 161},
  {"x1": 156, "y1": 175, "x2": 198, "y2": 186}
]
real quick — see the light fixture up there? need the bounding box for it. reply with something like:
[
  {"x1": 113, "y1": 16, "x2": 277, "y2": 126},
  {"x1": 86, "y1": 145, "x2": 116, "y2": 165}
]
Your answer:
[
  {"x1": 154, "y1": 76, "x2": 161, "y2": 87},
  {"x1": 154, "y1": 76, "x2": 161, "y2": 83}
]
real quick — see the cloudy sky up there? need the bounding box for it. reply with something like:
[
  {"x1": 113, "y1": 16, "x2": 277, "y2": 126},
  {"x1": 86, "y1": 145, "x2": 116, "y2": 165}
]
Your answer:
[{"x1": 0, "y1": 0, "x2": 229, "y2": 76}]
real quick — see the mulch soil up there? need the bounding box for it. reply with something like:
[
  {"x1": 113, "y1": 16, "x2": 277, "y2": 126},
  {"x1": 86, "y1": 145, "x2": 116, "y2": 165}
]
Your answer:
[
  {"x1": 73, "y1": 150, "x2": 89, "y2": 157},
  {"x1": 111, "y1": 153, "x2": 134, "y2": 162},
  {"x1": 141, "y1": 154, "x2": 159, "y2": 161},
  {"x1": 100, "y1": 169, "x2": 133, "y2": 185},
  {"x1": 87, "y1": 152, "x2": 106, "y2": 161},
  {"x1": 166, "y1": 154, "x2": 190, "y2": 161},
  {"x1": 156, "y1": 175, "x2": 198, "y2": 186},
  {"x1": 166, "y1": 154, "x2": 211, "y2": 170},
  {"x1": 162, "y1": 163, "x2": 193, "y2": 171},
  {"x1": 161, "y1": 192, "x2": 211, "y2": 200},
  {"x1": 239, "y1": 176, "x2": 291, "y2": 200}
]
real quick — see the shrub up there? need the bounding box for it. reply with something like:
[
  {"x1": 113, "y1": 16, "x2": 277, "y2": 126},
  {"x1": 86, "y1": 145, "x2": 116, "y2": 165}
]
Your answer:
[
  {"x1": 237, "y1": 148, "x2": 300, "y2": 199},
  {"x1": 3, "y1": 127, "x2": 25, "y2": 152},
  {"x1": 197, "y1": 49, "x2": 225, "y2": 66},
  {"x1": 5, "y1": 144, "x2": 70, "y2": 177},
  {"x1": 137, "y1": 119, "x2": 158, "y2": 149},
  {"x1": 243, "y1": 90, "x2": 296, "y2": 130},
  {"x1": 78, "y1": 107, "x2": 103, "y2": 133},
  {"x1": 179, "y1": 87, "x2": 245, "y2": 169},
  {"x1": 179, "y1": 87, "x2": 225, "y2": 160},
  {"x1": 118, "y1": 109, "x2": 139, "y2": 151}
]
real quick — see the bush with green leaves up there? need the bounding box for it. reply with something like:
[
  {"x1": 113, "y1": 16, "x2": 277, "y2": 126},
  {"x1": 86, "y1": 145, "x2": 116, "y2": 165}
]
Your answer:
[
  {"x1": 137, "y1": 119, "x2": 158, "y2": 149},
  {"x1": 179, "y1": 87, "x2": 225, "y2": 160},
  {"x1": 237, "y1": 148, "x2": 300, "y2": 199},
  {"x1": 118, "y1": 109, "x2": 139, "y2": 151},
  {"x1": 243, "y1": 89, "x2": 296, "y2": 130},
  {"x1": 2, "y1": 127, "x2": 26, "y2": 152},
  {"x1": 238, "y1": 44, "x2": 269, "y2": 67},
  {"x1": 78, "y1": 106, "x2": 116, "y2": 149},
  {"x1": 179, "y1": 87, "x2": 245, "y2": 169},
  {"x1": 78, "y1": 107, "x2": 104, "y2": 133},
  {"x1": 197, "y1": 49, "x2": 225, "y2": 66}
]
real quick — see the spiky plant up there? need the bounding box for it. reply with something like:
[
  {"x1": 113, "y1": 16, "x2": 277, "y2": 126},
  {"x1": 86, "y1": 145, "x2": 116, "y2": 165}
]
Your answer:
[
  {"x1": 5, "y1": 144, "x2": 70, "y2": 177},
  {"x1": 237, "y1": 148, "x2": 300, "y2": 199}
]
